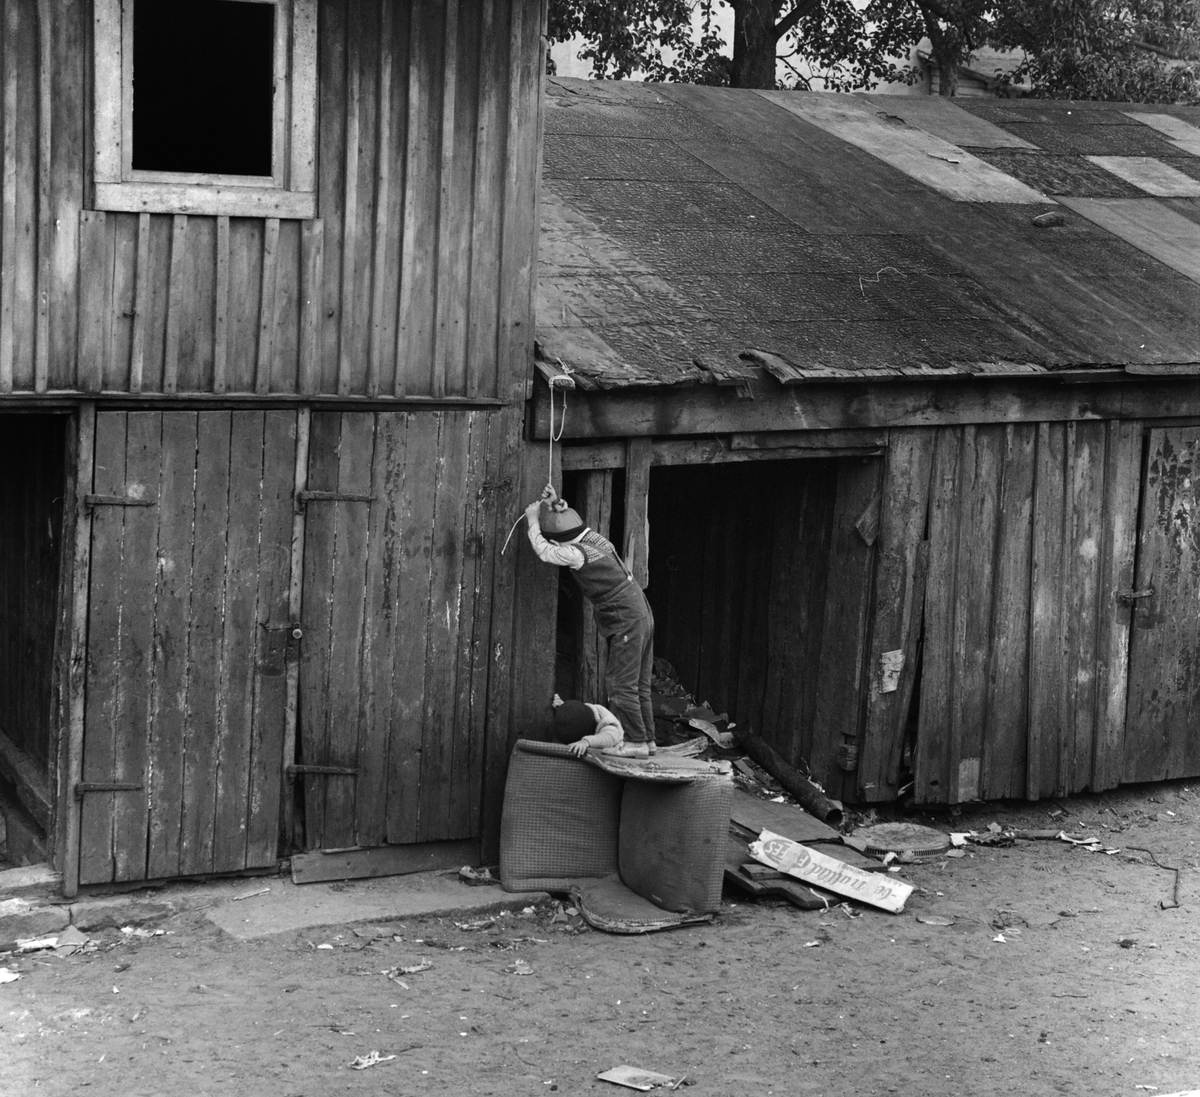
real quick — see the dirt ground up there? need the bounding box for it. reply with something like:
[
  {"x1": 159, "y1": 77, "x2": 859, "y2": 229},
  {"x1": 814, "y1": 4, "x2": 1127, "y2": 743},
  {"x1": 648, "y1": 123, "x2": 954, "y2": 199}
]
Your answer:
[{"x1": 2, "y1": 779, "x2": 1198, "y2": 1097}]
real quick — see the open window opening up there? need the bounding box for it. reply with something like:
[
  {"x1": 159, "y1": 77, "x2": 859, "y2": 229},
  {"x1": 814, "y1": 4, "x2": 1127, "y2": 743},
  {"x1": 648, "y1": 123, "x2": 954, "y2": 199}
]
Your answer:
[
  {"x1": 132, "y1": 0, "x2": 276, "y2": 177},
  {"x1": 0, "y1": 416, "x2": 67, "y2": 864}
]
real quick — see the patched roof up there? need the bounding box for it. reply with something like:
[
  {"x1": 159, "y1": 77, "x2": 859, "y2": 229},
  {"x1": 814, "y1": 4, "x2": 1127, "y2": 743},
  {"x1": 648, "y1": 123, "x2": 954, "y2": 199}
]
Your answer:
[{"x1": 536, "y1": 79, "x2": 1200, "y2": 390}]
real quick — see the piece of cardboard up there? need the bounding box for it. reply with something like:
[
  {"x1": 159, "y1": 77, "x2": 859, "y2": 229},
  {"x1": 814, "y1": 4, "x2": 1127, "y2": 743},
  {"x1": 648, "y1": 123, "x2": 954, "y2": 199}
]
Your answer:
[{"x1": 749, "y1": 830, "x2": 913, "y2": 914}]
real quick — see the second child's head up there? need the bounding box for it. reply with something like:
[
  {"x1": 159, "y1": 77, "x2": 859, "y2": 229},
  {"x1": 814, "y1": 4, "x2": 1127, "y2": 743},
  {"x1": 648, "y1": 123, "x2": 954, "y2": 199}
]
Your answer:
[{"x1": 553, "y1": 700, "x2": 594, "y2": 745}]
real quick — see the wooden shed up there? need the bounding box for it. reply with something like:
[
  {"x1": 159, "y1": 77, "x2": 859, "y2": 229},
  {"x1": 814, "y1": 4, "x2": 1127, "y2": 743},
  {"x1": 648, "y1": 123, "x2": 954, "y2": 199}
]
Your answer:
[
  {"x1": 518, "y1": 78, "x2": 1200, "y2": 808},
  {"x1": 0, "y1": 0, "x2": 547, "y2": 894}
]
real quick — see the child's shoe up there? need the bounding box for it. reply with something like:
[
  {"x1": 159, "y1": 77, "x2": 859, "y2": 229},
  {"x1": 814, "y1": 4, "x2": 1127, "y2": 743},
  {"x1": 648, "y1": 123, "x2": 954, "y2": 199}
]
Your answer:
[
  {"x1": 647, "y1": 742, "x2": 657, "y2": 755},
  {"x1": 602, "y1": 742, "x2": 650, "y2": 759}
]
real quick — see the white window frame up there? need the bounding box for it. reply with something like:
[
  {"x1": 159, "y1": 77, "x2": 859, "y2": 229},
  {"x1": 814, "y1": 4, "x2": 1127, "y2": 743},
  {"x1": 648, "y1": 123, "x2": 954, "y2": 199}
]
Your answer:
[{"x1": 93, "y1": 0, "x2": 317, "y2": 219}]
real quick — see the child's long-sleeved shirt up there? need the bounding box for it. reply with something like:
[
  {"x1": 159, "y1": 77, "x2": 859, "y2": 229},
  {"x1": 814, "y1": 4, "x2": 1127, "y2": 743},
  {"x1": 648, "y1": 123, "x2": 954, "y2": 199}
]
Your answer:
[{"x1": 577, "y1": 703, "x2": 623, "y2": 750}]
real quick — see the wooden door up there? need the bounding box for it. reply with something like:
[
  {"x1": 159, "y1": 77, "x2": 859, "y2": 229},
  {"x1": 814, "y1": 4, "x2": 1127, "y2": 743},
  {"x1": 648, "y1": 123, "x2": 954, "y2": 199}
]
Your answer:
[
  {"x1": 1125, "y1": 426, "x2": 1200, "y2": 782},
  {"x1": 297, "y1": 410, "x2": 500, "y2": 851},
  {"x1": 79, "y1": 410, "x2": 297, "y2": 885}
]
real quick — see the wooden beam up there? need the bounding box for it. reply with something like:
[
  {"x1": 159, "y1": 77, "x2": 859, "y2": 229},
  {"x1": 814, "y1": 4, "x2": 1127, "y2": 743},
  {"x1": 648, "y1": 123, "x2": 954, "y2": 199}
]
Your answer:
[
  {"x1": 61, "y1": 404, "x2": 96, "y2": 897},
  {"x1": 0, "y1": 727, "x2": 52, "y2": 833},
  {"x1": 532, "y1": 377, "x2": 1200, "y2": 440},
  {"x1": 561, "y1": 437, "x2": 885, "y2": 470},
  {"x1": 623, "y1": 437, "x2": 652, "y2": 588},
  {"x1": 290, "y1": 838, "x2": 480, "y2": 885}
]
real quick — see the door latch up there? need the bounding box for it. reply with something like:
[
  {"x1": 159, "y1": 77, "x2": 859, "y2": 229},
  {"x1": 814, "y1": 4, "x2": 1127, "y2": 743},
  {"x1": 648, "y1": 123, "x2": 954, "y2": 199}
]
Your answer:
[{"x1": 1116, "y1": 587, "x2": 1154, "y2": 607}]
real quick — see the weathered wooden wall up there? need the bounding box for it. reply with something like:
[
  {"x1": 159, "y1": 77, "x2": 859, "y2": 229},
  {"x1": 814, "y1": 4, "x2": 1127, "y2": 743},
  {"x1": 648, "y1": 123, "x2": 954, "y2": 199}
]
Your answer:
[
  {"x1": 0, "y1": 0, "x2": 544, "y2": 399},
  {"x1": 0, "y1": 415, "x2": 64, "y2": 765},
  {"x1": 860, "y1": 421, "x2": 1143, "y2": 804},
  {"x1": 298, "y1": 408, "x2": 507, "y2": 852}
]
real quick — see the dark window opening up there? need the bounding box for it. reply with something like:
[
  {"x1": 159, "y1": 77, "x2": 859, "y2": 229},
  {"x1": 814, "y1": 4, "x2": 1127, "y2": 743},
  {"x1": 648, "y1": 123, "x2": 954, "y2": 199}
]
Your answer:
[{"x1": 132, "y1": 0, "x2": 275, "y2": 176}]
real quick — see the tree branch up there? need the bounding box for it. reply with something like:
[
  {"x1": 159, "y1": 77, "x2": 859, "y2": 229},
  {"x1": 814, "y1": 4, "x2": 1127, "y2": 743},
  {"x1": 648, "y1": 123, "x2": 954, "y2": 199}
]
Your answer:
[{"x1": 774, "y1": 0, "x2": 823, "y2": 43}]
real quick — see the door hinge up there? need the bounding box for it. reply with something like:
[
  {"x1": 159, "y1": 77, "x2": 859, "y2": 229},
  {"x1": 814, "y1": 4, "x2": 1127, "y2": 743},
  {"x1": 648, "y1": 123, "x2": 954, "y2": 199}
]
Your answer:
[
  {"x1": 84, "y1": 494, "x2": 156, "y2": 511},
  {"x1": 75, "y1": 781, "x2": 143, "y2": 799},
  {"x1": 287, "y1": 764, "x2": 359, "y2": 778},
  {"x1": 1116, "y1": 586, "x2": 1155, "y2": 606}
]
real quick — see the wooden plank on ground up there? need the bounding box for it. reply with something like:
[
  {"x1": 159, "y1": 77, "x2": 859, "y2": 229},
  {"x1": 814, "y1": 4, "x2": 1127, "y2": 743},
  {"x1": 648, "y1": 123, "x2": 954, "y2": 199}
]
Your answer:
[
  {"x1": 730, "y1": 788, "x2": 839, "y2": 844},
  {"x1": 291, "y1": 838, "x2": 480, "y2": 885}
]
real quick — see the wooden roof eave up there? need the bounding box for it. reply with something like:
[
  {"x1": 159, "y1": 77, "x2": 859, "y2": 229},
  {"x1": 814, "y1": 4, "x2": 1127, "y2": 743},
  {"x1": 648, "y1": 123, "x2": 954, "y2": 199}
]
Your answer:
[{"x1": 528, "y1": 365, "x2": 1200, "y2": 442}]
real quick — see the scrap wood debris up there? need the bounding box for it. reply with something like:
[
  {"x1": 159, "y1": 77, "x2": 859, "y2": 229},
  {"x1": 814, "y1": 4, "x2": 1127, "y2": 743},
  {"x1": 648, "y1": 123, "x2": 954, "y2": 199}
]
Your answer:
[
  {"x1": 349, "y1": 1050, "x2": 397, "y2": 1070},
  {"x1": 0, "y1": 967, "x2": 20, "y2": 983},
  {"x1": 597, "y1": 1064, "x2": 686, "y2": 1091}
]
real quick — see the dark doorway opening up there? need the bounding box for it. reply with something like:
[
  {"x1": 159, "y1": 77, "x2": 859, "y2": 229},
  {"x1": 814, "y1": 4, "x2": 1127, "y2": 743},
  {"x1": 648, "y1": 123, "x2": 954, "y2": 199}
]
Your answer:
[
  {"x1": 133, "y1": 0, "x2": 276, "y2": 176},
  {"x1": 0, "y1": 415, "x2": 67, "y2": 842},
  {"x1": 646, "y1": 460, "x2": 839, "y2": 769}
]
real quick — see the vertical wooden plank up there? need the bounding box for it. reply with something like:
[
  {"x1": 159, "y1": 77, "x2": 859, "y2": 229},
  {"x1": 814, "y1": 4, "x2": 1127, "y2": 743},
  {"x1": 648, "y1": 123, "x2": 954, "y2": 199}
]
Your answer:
[
  {"x1": 385, "y1": 413, "x2": 440, "y2": 844},
  {"x1": 290, "y1": 0, "x2": 318, "y2": 194},
  {"x1": 212, "y1": 215, "x2": 230, "y2": 394},
  {"x1": 145, "y1": 411, "x2": 197, "y2": 880},
  {"x1": 448, "y1": 411, "x2": 491, "y2": 839},
  {"x1": 110, "y1": 412, "x2": 161, "y2": 882},
  {"x1": 127, "y1": 214, "x2": 150, "y2": 393},
  {"x1": 948, "y1": 426, "x2": 1003, "y2": 804},
  {"x1": 336, "y1": 10, "x2": 360, "y2": 397},
  {"x1": 76, "y1": 211, "x2": 111, "y2": 393},
  {"x1": 162, "y1": 215, "x2": 187, "y2": 394},
  {"x1": 733, "y1": 468, "x2": 774, "y2": 747},
  {"x1": 92, "y1": 0, "x2": 121, "y2": 184},
  {"x1": 210, "y1": 413, "x2": 267, "y2": 870},
  {"x1": 354, "y1": 411, "x2": 407, "y2": 847},
  {"x1": 34, "y1": 0, "x2": 51, "y2": 392},
  {"x1": 430, "y1": 0, "x2": 460, "y2": 398},
  {"x1": 479, "y1": 404, "x2": 526, "y2": 863},
  {"x1": 462, "y1": 411, "x2": 507, "y2": 836},
  {"x1": 279, "y1": 409, "x2": 310, "y2": 855},
  {"x1": 859, "y1": 429, "x2": 934, "y2": 801},
  {"x1": 466, "y1": 0, "x2": 501, "y2": 398},
  {"x1": 0, "y1": 0, "x2": 19, "y2": 392},
  {"x1": 321, "y1": 413, "x2": 375, "y2": 847},
  {"x1": 1028, "y1": 422, "x2": 1068, "y2": 800},
  {"x1": 78, "y1": 412, "x2": 127, "y2": 885},
  {"x1": 366, "y1": 0, "x2": 394, "y2": 398},
  {"x1": 419, "y1": 412, "x2": 473, "y2": 842},
  {"x1": 576, "y1": 469, "x2": 613, "y2": 703},
  {"x1": 810, "y1": 457, "x2": 883, "y2": 801},
  {"x1": 1062, "y1": 422, "x2": 1105, "y2": 792},
  {"x1": 227, "y1": 219, "x2": 265, "y2": 391},
  {"x1": 980, "y1": 423, "x2": 1036, "y2": 801},
  {"x1": 105, "y1": 214, "x2": 137, "y2": 390},
  {"x1": 299, "y1": 218, "x2": 324, "y2": 395},
  {"x1": 179, "y1": 411, "x2": 232, "y2": 875},
  {"x1": 394, "y1": 0, "x2": 437, "y2": 396},
  {"x1": 914, "y1": 429, "x2": 961, "y2": 804},
  {"x1": 298, "y1": 411, "x2": 340, "y2": 847},
  {"x1": 49, "y1": 0, "x2": 85, "y2": 390},
  {"x1": 61, "y1": 404, "x2": 95, "y2": 897},
  {"x1": 256, "y1": 218, "x2": 280, "y2": 394},
  {"x1": 623, "y1": 437, "x2": 652, "y2": 589},
  {"x1": 317, "y1": 0, "x2": 346, "y2": 394},
  {"x1": 1125, "y1": 426, "x2": 1200, "y2": 783},
  {"x1": 1093, "y1": 420, "x2": 1140, "y2": 791}
]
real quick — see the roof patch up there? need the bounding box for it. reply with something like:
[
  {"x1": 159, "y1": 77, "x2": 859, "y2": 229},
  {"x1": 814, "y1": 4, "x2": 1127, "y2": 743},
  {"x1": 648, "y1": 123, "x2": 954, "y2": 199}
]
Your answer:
[
  {"x1": 1058, "y1": 197, "x2": 1200, "y2": 286},
  {"x1": 1126, "y1": 112, "x2": 1200, "y2": 156},
  {"x1": 1085, "y1": 156, "x2": 1200, "y2": 198},
  {"x1": 757, "y1": 90, "x2": 1048, "y2": 204}
]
